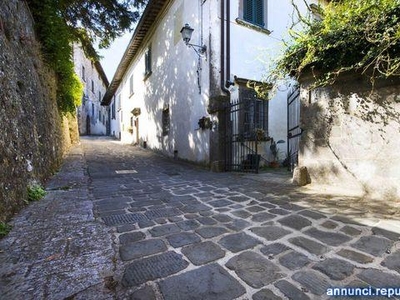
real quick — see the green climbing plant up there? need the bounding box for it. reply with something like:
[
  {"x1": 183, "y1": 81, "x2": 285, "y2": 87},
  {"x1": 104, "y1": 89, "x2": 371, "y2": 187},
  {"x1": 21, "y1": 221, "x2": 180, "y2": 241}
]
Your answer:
[
  {"x1": 28, "y1": 0, "x2": 83, "y2": 113},
  {"x1": 269, "y1": 0, "x2": 400, "y2": 88},
  {"x1": 27, "y1": 0, "x2": 146, "y2": 113}
]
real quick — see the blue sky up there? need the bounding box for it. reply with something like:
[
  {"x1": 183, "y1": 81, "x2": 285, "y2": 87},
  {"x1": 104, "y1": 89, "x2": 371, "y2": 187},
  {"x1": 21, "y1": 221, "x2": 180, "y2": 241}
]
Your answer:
[{"x1": 97, "y1": 32, "x2": 131, "y2": 81}]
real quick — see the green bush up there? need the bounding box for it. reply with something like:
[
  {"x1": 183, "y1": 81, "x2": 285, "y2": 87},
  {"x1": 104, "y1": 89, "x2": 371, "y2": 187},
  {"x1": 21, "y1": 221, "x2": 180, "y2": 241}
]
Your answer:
[{"x1": 272, "y1": 0, "x2": 400, "y2": 87}]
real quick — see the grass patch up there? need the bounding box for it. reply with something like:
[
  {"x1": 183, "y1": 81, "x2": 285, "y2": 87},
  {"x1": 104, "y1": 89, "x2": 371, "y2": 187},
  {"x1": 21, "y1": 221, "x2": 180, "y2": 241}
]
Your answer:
[
  {"x1": 0, "y1": 222, "x2": 12, "y2": 238},
  {"x1": 27, "y1": 184, "x2": 46, "y2": 202}
]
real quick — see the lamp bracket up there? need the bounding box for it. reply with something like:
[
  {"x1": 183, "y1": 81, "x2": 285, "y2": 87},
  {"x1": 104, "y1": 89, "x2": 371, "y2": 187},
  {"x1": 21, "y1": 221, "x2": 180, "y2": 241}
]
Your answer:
[{"x1": 186, "y1": 43, "x2": 207, "y2": 57}]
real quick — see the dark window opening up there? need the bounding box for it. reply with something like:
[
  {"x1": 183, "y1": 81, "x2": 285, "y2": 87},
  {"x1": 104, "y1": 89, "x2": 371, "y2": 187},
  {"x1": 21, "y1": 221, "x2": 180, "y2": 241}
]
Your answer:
[
  {"x1": 111, "y1": 103, "x2": 116, "y2": 119},
  {"x1": 162, "y1": 108, "x2": 170, "y2": 136},
  {"x1": 145, "y1": 45, "x2": 152, "y2": 77},
  {"x1": 82, "y1": 66, "x2": 86, "y2": 81}
]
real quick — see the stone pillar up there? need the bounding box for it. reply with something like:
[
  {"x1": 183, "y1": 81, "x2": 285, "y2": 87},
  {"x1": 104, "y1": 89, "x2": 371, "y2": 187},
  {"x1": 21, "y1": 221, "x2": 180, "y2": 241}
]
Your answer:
[{"x1": 208, "y1": 95, "x2": 230, "y2": 172}]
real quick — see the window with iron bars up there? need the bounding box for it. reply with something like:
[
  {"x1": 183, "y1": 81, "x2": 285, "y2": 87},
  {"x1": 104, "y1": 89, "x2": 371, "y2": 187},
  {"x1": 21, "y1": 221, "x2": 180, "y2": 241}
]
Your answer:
[{"x1": 239, "y1": 87, "x2": 268, "y2": 140}]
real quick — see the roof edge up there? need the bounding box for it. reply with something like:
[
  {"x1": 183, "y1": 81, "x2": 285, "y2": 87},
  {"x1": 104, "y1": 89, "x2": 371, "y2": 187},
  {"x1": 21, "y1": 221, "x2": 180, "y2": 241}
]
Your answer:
[
  {"x1": 101, "y1": 0, "x2": 167, "y2": 106},
  {"x1": 94, "y1": 61, "x2": 109, "y2": 87}
]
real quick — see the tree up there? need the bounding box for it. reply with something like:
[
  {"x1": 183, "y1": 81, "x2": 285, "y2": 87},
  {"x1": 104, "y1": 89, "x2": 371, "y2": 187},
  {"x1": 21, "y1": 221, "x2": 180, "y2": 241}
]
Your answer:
[
  {"x1": 26, "y1": 0, "x2": 147, "y2": 113},
  {"x1": 61, "y1": 0, "x2": 147, "y2": 59},
  {"x1": 28, "y1": 0, "x2": 147, "y2": 60}
]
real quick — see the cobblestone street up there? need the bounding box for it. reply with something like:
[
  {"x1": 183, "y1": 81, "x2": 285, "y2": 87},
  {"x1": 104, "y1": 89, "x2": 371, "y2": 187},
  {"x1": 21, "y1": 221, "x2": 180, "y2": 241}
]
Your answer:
[{"x1": 1, "y1": 137, "x2": 400, "y2": 299}]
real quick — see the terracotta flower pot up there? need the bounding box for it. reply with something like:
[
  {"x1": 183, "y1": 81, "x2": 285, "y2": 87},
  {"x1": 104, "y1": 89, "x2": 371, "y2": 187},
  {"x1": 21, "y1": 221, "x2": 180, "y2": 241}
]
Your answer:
[{"x1": 269, "y1": 161, "x2": 280, "y2": 168}]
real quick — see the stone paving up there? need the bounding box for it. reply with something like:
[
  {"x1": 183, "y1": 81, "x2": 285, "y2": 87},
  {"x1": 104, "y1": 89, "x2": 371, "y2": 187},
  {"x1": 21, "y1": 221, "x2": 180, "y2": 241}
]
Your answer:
[{"x1": 1, "y1": 136, "x2": 400, "y2": 299}]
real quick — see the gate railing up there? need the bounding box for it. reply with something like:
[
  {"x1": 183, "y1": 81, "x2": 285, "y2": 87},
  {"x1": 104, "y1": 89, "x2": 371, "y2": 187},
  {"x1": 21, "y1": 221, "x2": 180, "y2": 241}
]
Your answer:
[
  {"x1": 287, "y1": 84, "x2": 301, "y2": 171},
  {"x1": 225, "y1": 94, "x2": 265, "y2": 174}
]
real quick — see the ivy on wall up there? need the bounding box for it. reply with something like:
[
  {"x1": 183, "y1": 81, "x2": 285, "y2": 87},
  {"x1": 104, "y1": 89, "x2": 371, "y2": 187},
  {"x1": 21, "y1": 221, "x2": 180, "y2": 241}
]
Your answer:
[
  {"x1": 26, "y1": 0, "x2": 145, "y2": 113},
  {"x1": 28, "y1": 0, "x2": 83, "y2": 114},
  {"x1": 270, "y1": 0, "x2": 400, "y2": 87}
]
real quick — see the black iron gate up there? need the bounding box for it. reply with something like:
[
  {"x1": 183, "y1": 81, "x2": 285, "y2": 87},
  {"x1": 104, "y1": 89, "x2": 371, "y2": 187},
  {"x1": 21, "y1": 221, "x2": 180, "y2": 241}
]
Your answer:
[
  {"x1": 287, "y1": 83, "x2": 301, "y2": 171},
  {"x1": 225, "y1": 89, "x2": 268, "y2": 173}
]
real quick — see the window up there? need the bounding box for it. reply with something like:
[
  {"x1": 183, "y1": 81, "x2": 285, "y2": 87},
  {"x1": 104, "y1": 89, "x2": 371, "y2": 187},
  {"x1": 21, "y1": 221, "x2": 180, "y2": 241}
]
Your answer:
[
  {"x1": 144, "y1": 45, "x2": 152, "y2": 77},
  {"x1": 111, "y1": 103, "x2": 116, "y2": 119},
  {"x1": 243, "y1": 0, "x2": 265, "y2": 27},
  {"x1": 99, "y1": 110, "x2": 101, "y2": 121},
  {"x1": 98, "y1": 91, "x2": 102, "y2": 102},
  {"x1": 82, "y1": 66, "x2": 86, "y2": 81},
  {"x1": 91, "y1": 103, "x2": 94, "y2": 117},
  {"x1": 239, "y1": 87, "x2": 268, "y2": 138},
  {"x1": 129, "y1": 74, "x2": 134, "y2": 96},
  {"x1": 117, "y1": 94, "x2": 121, "y2": 111},
  {"x1": 91, "y1": 80, "x2": 94, "y2": 93},
  {"x1": 162, "y1": 107, "x2": 170, "y2": 136}
]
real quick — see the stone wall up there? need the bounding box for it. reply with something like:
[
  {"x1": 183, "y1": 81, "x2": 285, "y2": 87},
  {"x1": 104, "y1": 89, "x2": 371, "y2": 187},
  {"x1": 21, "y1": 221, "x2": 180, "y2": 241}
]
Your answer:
[
  {"x1": 0, "y1": 0, "x2": 77, "y2": 222},
  {"x1": 299, "y1": 72, "x2": 400, "y2": 200}
]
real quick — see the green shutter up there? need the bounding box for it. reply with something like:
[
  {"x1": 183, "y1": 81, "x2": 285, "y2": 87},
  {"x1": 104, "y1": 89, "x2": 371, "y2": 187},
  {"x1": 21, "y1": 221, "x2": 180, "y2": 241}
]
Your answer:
[
  {"x1": 254, "y1": 0, "x2": 264, "y2": 27},
  {"x1": 243, "y1": 0, "x2": 254, "y2": 23},
  {"x1": 243, "y1": 0, "x2": 264, "y2": 27},
  {"x1": 145, "y1": 45, "x2": 152, "y2": 75}
]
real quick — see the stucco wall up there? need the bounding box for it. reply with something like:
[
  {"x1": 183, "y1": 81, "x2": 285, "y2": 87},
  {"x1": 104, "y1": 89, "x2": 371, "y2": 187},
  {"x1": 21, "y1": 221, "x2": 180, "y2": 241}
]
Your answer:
[
  {"x1": 0, "y1": 0, "x2": 75, "y2": 222},
  {"x1": 115, "y1": 0, "x2": 212, "y2": 163},
  {"x1": 226, "y1": 0, "x2": 318, "y2": 156},
  {"x1": 299, "y1": 74, "x2": 400, "y2": 199},
  {"x1": 109, "y1": 0, "x2": 322, "y2": 166}
]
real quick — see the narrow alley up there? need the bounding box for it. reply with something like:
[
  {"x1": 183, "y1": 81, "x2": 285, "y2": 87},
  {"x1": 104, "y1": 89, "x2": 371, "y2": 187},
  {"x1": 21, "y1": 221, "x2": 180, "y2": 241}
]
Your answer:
[{"x1": 1, "y1": 137, "x2": 400, "y2": 299}]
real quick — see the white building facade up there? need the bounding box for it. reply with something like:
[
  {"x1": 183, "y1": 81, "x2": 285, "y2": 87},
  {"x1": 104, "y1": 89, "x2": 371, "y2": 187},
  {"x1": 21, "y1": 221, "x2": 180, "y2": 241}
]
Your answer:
[
  {"x1": 73, "y1": 44, "x2": 109, "y2": 136},
  {"x1": 102, "y1": 0, "x2": 320, "y2": 170}
]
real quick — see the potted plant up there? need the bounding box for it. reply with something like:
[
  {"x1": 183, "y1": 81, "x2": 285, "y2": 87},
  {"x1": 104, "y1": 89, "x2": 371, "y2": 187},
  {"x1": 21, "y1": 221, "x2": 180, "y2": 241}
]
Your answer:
[
  {"x1": 269, "y1": 138, "x2": 285, "y2": 168},
  {"x1": 254, "y1": 128, "x2": 271, "y2": 142}
]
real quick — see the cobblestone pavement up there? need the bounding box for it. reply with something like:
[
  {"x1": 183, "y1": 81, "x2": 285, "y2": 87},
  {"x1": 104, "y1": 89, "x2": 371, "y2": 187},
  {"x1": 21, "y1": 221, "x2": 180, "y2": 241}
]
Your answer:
[{"x1": 1, "y1": 136, "x2": 400, "y2": 299}]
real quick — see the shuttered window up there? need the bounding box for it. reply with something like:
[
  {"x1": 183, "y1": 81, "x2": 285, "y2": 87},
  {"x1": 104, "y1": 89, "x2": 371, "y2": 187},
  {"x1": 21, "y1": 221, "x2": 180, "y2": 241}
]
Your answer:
[
  {"x1": 129, "y1": 74, "x2": 134, "y2": 95},
  {"x1": 144, "y1": 45, "x2": 152, "y2": 77},
  {"x1": 243, "y1": 0, "x2": 265, "y2": 27},
  {"x1": 111, "y1": 102, "x2": 116, "y2": 119}
]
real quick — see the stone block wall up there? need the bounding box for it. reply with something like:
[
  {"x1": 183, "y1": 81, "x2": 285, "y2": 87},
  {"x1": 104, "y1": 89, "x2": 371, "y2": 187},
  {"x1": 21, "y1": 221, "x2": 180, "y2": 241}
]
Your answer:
[
  {"x1": 0, "y1": 0, "x2": 77, "y2": 222},
  {"x1": 299, "y1": 73, "x2": 400, "y2": 200}
]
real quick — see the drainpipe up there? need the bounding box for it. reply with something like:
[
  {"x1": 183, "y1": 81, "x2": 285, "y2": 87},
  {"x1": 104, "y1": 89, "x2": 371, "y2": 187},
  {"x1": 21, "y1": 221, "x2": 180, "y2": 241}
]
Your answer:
[
  {"x1": 220, "y1": 0, "x2": 231, "y2": 95},
  {"x1": 219, "y1": 0, "x2": 231, "y2": 172}
]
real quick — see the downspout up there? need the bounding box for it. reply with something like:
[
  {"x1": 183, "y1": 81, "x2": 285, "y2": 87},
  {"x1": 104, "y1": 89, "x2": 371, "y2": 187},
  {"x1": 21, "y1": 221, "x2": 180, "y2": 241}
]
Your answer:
[
  {"x1": 226, "y1": 0, "x2": 231, "y2": 89},
  {"x1": 220, "y1": 0, "x2": 231, "y2": 172},
  {"x1": 220, "y1": 0, "x2": 231, "y2": 95}
]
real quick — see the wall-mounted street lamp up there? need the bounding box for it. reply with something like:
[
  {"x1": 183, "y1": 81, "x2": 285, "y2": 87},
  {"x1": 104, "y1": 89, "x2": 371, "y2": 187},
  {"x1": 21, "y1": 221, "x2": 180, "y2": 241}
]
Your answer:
[
  {"x1": 180, "y1": 24, "x2": 207, "y2": 57},
  {"x1": 180, "y1": 23, "x2": 206, "y2": 94}
]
